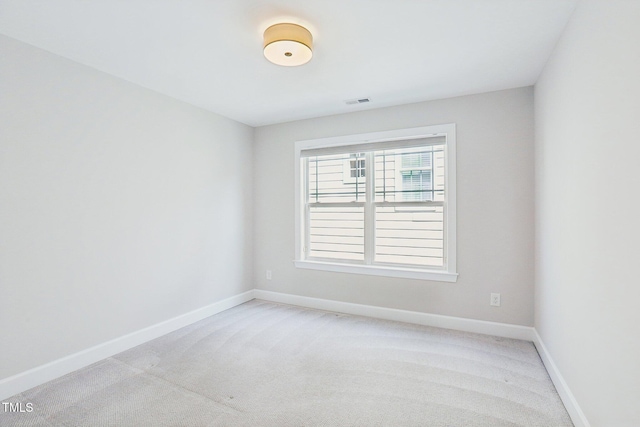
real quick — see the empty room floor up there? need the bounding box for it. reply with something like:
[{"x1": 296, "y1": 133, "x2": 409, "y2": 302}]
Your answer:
[{"x1": 2, "y1": 300, "x2": 572, "y2": 426}]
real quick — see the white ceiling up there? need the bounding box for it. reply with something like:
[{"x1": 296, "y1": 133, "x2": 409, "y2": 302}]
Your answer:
[{"x1": 0, "y1": 0, "x2": 578, "y2": 127}]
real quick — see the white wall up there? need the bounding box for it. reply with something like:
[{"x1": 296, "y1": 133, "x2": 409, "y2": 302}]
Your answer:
[
  {"x1": 535, "y1": 1, "x2": 640, "y2": 425},
  {"x1": 0, "y1": 35, "x2": 253, "y2": 380},
  {"x1": 254, "y1": 88, "x2": 535, "y2": 326}
]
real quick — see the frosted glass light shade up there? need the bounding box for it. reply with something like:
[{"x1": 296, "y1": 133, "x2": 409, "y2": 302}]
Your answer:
[{"x1": 263, "y1": 23, "x2": 313, "y2": 66}]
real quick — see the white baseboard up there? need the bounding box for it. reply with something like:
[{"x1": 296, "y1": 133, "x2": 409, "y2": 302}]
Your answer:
[
  {"x1": 0, "y1": 290, "x2": 255, "y2": 401},
  {"x1": 254, "y1": 290, "x2": 534, "y2": 341},
  {"x1": 532, "y1": 329, "x2": 590, "y2": 427}
]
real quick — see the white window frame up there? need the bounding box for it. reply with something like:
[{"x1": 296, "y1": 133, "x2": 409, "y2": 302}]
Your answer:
[{"x1": 294, "y1": 124, "x2": 457, "y2": 283}]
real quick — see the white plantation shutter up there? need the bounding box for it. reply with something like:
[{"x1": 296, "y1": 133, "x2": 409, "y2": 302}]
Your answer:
[{"x1": 302, "y1": 136, "x2": 447, "y2": 268}]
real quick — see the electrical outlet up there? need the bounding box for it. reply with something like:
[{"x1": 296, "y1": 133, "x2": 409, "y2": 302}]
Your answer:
[
  {"x1": 266, "y1": 270, "x2": 272, "y2": 280},
  {"x1": 490, "y1": 293, "x2": 501, "y2": 307}
]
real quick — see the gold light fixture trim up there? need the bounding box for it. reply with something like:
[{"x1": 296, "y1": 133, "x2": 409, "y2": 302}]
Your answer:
[{"x1": 263, "y1": 23, "x2": 313, "y2": 66}]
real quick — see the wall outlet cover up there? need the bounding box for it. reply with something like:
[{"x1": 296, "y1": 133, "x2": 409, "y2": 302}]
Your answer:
[{"x1": 491, "y1": 293, "x2": 501, "y2": 306}]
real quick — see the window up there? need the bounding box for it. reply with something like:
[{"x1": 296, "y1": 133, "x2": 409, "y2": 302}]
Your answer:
[
  {"x1": 294, "y1": 124, "x2": 457, "y2": 282},
  {"x1": 397, "y1": 147, "x2": 434, "y2": 201},
  {"x1": 342, "y1": 153, "x2": 365, "y2": 183}
]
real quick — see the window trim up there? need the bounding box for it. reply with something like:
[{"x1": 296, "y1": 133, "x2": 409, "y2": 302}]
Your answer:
[{"x1": 294, "y1": 124, "x2": 457, "y2": 283}]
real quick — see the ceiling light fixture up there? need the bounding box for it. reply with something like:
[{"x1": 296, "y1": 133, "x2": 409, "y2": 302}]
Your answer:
[{"x1": 263, "y1": 23, "x2": 313, "y2": 67}]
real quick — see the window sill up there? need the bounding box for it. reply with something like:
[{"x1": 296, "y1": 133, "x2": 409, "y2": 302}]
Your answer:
[{"x1": 294, "y1": 260, "x2": 458, "y2": 283}]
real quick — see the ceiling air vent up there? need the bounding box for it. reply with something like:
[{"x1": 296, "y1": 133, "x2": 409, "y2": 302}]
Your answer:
[{"x1": 345, "y1": 98, "x2": 371, "y2": 105}]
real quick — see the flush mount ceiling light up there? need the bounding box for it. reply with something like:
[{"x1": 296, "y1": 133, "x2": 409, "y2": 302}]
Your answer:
[{"x1": 263, "y1": 23, "x2": 313, "y2": 66}]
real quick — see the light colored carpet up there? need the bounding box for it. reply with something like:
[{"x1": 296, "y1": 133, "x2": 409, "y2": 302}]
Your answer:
[{"x1": 2, "y1": 300, "x2": 573, "y2": 426}]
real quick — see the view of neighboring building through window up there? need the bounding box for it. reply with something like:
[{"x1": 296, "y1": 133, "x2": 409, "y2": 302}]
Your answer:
[
  {"x1": 342, "y1": 153, "x2": 365, "y2": 183},
  {"x1": 296, "y1": 125, "x2": 454, "y2": 279},
  {"x1": 349, "y1": 154, "x2": 366, "y2": 179},
  {"x1": 397, "y1": 147, "x2": 438, "y2": 202}
]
